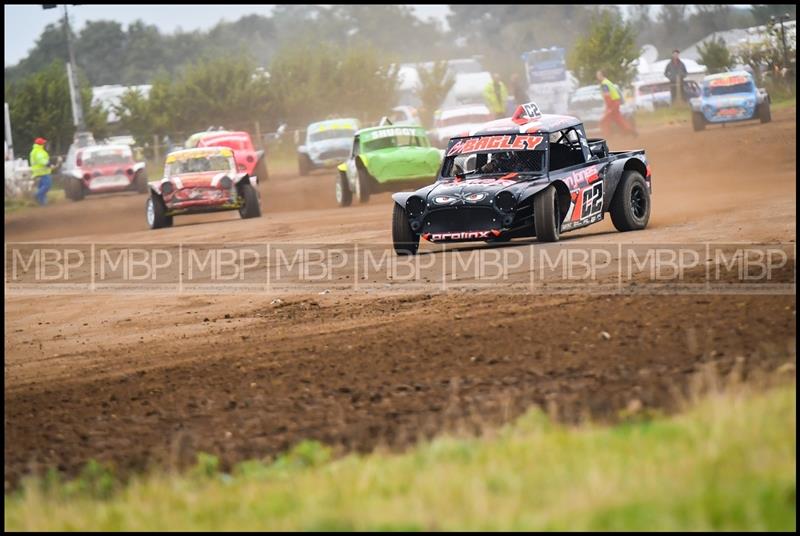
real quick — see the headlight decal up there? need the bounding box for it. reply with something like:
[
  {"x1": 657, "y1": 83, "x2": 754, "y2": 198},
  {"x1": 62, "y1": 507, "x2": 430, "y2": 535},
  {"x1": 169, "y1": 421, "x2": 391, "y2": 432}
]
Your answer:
[{"x1": 433, "y1": 195, "x2": 458, "y2": 205}]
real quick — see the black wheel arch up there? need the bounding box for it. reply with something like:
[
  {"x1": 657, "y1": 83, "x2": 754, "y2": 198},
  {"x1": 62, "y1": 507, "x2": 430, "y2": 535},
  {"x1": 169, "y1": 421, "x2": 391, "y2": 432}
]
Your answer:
[{"x1": 604, "y1": 158, "x2": 647, "y2": 212}]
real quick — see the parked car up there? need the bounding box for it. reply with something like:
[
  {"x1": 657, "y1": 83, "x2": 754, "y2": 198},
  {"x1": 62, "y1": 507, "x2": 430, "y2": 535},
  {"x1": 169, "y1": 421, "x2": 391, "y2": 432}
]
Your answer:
[
  {"x1": 145, "y1": 147, "x2": 261, "y2": 229},
  {"x1": 429, "y1": 104, "x2": 494, "y2": 148},
  {"x1": 297, "y1": 118, "x2": 360, "y2": 176},
  {"x1": 391, "y1": 102, "x2": 652, "y2": 254},
  {"x1": 190, "y1": 130, "x2": 269, "y2": 181},
  {"x1": 567, "y1": 85, "x2": 636, "y2": 135},
  {"x1": 62, "y1": 144, "x2": 147, "y2": 201},
  {"x1": 633, "y1": 78, "x2": 701, "y2": 111},
  {"x1": 335, "y1": 124, "x2": 443, "y2": 207},
  {"x1": 689, "y1": 70, "x2": 770, "y2": 131}
]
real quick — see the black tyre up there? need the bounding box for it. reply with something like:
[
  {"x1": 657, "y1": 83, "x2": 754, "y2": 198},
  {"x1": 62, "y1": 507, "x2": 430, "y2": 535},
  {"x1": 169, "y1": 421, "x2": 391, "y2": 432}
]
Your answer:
[
  {"x1": 335, "y1": 171, "x2": 352, "y2": 207},
  {"x1": 533, "y1": 185, "x2": 561, "y2": 242},
  {"x1": 610, "y1": 170, "x2": 650, "y2": 232},
  {"x1": 254, "y1": 155, "x2": 269, "y2": 181},
  {"x1": 758, "y1": 102, "x2": 771, "y2": 123},
  {"x1": 66, "y1": 178, "x2": 85, "y2": 201},
  {"x1": 298, "y1": 154, "x2": 311, "y2": 176},
  {"x1": 355, "y1": 165, "x2": 371, "y2": 204},
  {"x1": 146, "y1": 195, "x2": 173, "y2": 229},
  {"x1": 392, "y1": 203, "x2": 420, "y2": 255},
  {"x1": 692, "y1": 112, "x2": 706, "y2": 131},
  {"x1": 134, "y1": 169, "x2": 149, "y2": 194},
  {"x1": 238, "y1": 181, "x2": 262, "y2": 219}
]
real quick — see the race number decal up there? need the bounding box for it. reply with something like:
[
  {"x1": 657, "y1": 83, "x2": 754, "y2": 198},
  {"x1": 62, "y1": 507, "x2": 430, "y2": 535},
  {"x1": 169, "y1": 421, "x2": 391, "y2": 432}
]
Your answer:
[
  {"x1": 580, "y1": 181, "x2": 603, "y2": 220},
  {"x1": 522, "y1": 102, "x2": 542, "y2": 118}
]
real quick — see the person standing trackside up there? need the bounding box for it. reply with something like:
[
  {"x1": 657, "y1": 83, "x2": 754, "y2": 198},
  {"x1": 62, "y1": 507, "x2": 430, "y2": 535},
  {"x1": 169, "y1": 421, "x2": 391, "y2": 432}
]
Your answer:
[
  {"x1": 596, "y1": 70, "x2": 637, "y2": 138},
  {"x1": 664, "y1": 49, "x2": 688, "y2": 105},
  {"x1": 484, "y1": 72, "x2": 509, "y2": 119},
  {"x1": 29, "y1": 137, "x2": 52, "y2": 206}
]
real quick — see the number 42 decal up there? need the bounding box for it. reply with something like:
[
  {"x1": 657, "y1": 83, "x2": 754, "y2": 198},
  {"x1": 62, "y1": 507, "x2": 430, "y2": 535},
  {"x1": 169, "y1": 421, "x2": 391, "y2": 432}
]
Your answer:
[{"x1": 581, "y1": 181, "x2": 603, "y2": 219}]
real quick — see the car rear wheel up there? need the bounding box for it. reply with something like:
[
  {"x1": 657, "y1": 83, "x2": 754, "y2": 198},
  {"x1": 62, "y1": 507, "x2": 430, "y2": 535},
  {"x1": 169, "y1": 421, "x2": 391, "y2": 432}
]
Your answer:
[
  {"x1": 758, "y1": 102, "x2": 771, "y2": 123},
  {"x1": 533, "y1": 185, "x2": 561, "y2": 242},
  {"x1": 146, "y1": 195, "x2": 173, "y2": 229},
  {"x1": 392, "y1": 203, "x2": 419, "y2": 255},
  {"x1": 66, "y1": 178, "x2": 85, "y2": 201},
  {"x1": 238, "y1": 182, "x2": 262, "y2": 219},
  {"x1": 610, "y1": 170, "x2": 650, "y2": 232},
  {"x1": 298, "y1": 154, "x2": 311, "y2": 176},
  {"x1": 692, "y1": 112, "x2": 706, "y2": 131},
  {"x1": 134, "y1": 170, "x2": 148, "y2": 193},
  {"x1": 335, "y1": 171, "x2": 352, "y2": 207}
]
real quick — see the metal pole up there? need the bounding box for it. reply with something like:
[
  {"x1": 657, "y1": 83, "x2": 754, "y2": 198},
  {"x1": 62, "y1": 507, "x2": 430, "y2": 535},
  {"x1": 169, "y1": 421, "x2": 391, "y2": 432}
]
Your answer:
[
  {"x1": 63, "y1": 4, "x2": 85, "y2": 130},
  {"x1": 5, "y1": 102, "x2": 13, "y2": 161}
]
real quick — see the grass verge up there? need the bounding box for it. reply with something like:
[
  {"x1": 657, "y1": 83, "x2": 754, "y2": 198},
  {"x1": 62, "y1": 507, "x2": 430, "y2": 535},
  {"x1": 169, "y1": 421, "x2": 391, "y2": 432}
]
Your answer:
[
  {"x1": 4, "y1": 188, "x2": 65, "y2": 214},
  {"x1": 4, "y1": 381, "x2": 795, "y2": 531}
]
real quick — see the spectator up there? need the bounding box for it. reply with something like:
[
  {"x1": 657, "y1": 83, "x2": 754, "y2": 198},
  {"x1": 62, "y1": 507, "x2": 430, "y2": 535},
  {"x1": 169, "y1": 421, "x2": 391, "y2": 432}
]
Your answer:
[
  {"x1": 664, "y1": 49, "x2": 688, "y2": 105},
  {"x1": 483, "y1": 72, "x2": 509, "y2": 119},
  {"x1": 596, "y1": 70, "x2": 637, "y2": 138},
  {"x1": 29, "y1": 137, "x2": 52, "y2": 206}
]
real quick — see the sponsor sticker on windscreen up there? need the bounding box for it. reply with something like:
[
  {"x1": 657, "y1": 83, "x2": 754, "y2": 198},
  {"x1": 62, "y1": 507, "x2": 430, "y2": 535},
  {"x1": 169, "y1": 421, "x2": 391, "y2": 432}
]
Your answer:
[
  {"x1": 446, "y1": 134, "x2": 544, "y2": 157},
  {"x1": 362, "y1": 127, "x2": 422, "y2": 141}
]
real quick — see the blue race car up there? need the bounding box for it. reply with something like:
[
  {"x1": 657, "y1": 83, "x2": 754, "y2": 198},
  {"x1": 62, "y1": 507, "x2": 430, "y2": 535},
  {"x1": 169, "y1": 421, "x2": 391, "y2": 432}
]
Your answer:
[{"x1": 690, "y1": 71, "x2": 771, "y2": 131}]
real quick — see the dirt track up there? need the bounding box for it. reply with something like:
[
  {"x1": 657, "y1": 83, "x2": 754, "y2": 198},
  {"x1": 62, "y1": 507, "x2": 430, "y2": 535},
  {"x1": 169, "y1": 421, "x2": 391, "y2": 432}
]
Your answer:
[{"x1": 4, "y1": 108, "x2": 797, "y2": 488}]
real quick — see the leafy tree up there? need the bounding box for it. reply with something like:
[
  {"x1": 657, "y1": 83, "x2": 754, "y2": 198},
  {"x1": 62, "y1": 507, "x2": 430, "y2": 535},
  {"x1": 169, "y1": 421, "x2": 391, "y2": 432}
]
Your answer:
[
  {"x1": 415, "y1": 60, "x2": 455, "y2": 128},
  {"x1": 5, "y1": 61, "x2": 107, "y2": 155},
  {"x1": 568, "y1": 12, "x2": 639, "y2": 86},
  {"x1": 697, "y1": 37, "x2": 734, "y2": 74},
  {"x1": 267, "y1": 43, "x2": 398, "y2": 127},
  {"x1": 750, "y1": 5, "x2": 796, "y2": 26},
  {"x1": 74, "y1": 21, "x2": 127, "y2": 86}
]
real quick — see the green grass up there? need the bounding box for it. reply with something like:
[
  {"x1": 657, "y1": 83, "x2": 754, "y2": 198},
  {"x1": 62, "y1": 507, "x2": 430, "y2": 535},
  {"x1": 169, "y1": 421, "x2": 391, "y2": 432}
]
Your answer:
[
  {"x1": 4, "y1": 188, "x2": 65, "y2": 214},
  {"x1": 4, "y1": 383, "x2": 795, "y2": 531}
]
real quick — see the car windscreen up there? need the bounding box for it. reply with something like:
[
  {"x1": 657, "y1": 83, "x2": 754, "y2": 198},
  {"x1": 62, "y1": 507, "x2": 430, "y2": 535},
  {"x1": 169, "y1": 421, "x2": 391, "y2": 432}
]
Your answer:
[
  {"x1": 441, "y1": 134, "x2": 546, "y2": 178},
  {"x1": 169, "y1": 156, "x2": 232, "y2": 175},
  {"x1": 309, "y1": 129, "x2": 356, "y2": 143},
  {"x1": 705, "y1": 80, "x2": 754, "y2": 96},
  {"x1": 361, "y1": 128, "x2": 429, "y2": 152},
  {"x1": 82, "y1": 150, "x2": 131, "y2": 166}
]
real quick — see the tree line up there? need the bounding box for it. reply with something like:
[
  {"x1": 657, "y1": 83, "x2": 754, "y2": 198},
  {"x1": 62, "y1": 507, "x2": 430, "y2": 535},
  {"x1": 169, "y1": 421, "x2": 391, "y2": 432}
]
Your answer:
[{"x1": 5, "y1": 4, "x2": 795, "y2": 154}]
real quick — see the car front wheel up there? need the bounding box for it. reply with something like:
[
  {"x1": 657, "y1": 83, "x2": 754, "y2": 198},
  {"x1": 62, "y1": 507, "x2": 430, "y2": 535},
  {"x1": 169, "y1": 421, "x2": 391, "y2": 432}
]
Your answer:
[
  {"x1": 392, "y1": 203, "x2": 419, "y2": 255},
  {"x1": 146, "y1": 195, "x2": 173, "y2": 229},
  {"x1": 336, "y1": 172, "x2": 352, "y2": 207},
  {"x1": 758, "y1": 102, "x2": 771, "y2": 123},
  {"x1": 238, "y1": 182, "x2": 262, "y2": 219},
  {"x1": 533, "y1": 185, "x2": 561, "y2": 242}
]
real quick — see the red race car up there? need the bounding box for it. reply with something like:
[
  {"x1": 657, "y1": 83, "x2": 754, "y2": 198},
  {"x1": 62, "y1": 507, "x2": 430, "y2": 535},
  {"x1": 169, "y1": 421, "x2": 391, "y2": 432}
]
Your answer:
[
  {"x1": 187, "y1": 130, "x2": 269, "y2": 181},
  {"x1": 63, "y1": 144, "x2": 148, "y2": 201},
  {"x1": 145, "y1": 147, "x2": 262, "y2": 229}
]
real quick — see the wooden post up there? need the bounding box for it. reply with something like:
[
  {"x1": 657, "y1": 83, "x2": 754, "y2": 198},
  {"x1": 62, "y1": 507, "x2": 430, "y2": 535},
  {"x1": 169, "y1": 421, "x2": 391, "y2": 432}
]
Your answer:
[
  {"x1": 254, "y1": 120, "x2": 263, "y2": 150},
  {"x1": 153, "y1": 134, "x2": 160, "y2": 164}
]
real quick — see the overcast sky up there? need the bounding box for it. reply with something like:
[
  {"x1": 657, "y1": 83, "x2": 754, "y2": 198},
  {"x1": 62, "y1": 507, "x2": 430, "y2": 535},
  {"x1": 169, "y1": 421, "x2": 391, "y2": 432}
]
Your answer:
[{"x1": 4, "y1": 4, "x2": 455, "y2": 66}]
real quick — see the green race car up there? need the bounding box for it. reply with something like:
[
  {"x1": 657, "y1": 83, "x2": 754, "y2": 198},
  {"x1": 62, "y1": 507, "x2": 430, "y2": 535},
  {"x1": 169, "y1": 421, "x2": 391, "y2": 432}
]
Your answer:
[{"x1": 335, "y1": 125, "x2": 443, "y2": 206}]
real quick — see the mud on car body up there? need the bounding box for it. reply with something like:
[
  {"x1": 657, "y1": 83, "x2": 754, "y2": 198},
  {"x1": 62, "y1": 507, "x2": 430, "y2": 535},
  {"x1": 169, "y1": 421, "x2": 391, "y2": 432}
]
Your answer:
[
  {"x1": 145, "y1": 147, "x2": 261, "y2": 229},
  {"x1": 690, "y1": 71, "x2": 771, "y2": 131},
  {"x1": 391, "y1": 102, "x2": 652, "y2": 254}
]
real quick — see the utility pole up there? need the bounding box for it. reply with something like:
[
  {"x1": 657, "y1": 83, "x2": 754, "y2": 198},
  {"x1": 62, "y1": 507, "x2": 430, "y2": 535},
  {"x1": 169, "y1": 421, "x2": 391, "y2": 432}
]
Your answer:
[{"x1": 44, "y1": 4, "x2": 86, "y2": 130}]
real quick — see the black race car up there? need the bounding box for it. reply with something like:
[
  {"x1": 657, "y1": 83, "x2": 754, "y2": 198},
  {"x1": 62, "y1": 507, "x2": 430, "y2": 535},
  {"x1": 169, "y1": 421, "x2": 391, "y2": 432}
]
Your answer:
[{"x1": 391, "y1": 102, "x2": 652, "y2": 255}]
